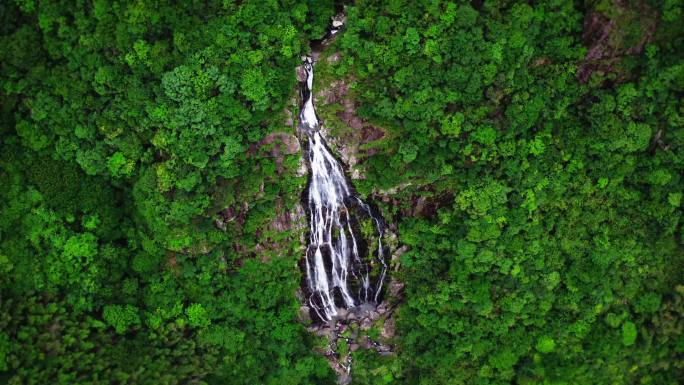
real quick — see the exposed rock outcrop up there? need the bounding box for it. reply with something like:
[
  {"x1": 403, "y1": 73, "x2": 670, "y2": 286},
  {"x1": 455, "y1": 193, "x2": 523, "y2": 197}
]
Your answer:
[
  {"x1": 577, "y1": 1, "x2": 657, "y2": 83},
  {"x1": 311, "y1": 55, "x2": 387, "y2": 180}
]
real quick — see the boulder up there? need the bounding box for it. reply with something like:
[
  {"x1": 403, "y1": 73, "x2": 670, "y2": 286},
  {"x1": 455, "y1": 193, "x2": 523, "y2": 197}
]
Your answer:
[
  {"x1": 382, "y1": 317, "x2": 396, "y2": 339},
  {"x1": 296, "y1": 65, "x2": 308, "y2": 82},
  {"x1": 360, "y1": 317, "x2": 372, "y2": 330}
]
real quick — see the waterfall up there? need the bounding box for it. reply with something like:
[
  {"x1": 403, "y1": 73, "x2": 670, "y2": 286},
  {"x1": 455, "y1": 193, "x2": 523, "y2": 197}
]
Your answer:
[{"x1": 299, "y1": 57, "x2": 388, "y2": 322}]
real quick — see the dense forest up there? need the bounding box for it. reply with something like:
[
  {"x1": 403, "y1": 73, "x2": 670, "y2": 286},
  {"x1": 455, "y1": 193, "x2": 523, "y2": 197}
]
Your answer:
[{"x1": 0, "y1": 0, "x2": 683, "y2": 384}]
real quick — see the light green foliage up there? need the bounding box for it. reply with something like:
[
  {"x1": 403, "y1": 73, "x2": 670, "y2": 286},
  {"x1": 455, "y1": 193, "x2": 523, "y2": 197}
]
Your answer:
[
  {"x1": 537, "y1": 336, "x2": 557, "y2": 353},
  {"x1": 103, "y1": 304, "x2": 141, "y2": 334},
  {"x1": 441, "y1": 113, "x2": 464, "y2": 137},
  {"x1": 622, "y1": 321, "x2": 637, "y2": 346},
  {"x1": 107, "y1": 152, "x2": 134, "y2": 177}
]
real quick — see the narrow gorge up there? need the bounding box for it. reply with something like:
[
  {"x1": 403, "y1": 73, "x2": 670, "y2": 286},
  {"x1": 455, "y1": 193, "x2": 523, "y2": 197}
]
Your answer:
[
  {"x1": 294, "y1": 17, "x2": 397, "y2": 382},
  {"x1": 297, "y1": 21, "x2": 388, "y2": 325}
]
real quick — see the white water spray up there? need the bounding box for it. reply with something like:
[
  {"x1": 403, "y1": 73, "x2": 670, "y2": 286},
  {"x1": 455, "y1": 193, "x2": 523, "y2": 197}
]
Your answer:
[{"x1": 299, "y1": 57, "x2": 387, "y2": 322}]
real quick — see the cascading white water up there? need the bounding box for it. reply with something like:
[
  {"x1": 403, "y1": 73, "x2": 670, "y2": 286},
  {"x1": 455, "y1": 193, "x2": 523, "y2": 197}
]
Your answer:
[{"x1": 299, "y1": 57, "x2": 387, "y2": 322}]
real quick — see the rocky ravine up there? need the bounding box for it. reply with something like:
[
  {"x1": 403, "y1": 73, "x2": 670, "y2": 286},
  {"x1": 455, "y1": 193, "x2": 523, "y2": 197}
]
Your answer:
[
  {"x1": 293, "y1": 16, "x2": 405, "y2": 384},
  {"x1": 214, "y1": 15, "x2": 406, "y2": 383}
]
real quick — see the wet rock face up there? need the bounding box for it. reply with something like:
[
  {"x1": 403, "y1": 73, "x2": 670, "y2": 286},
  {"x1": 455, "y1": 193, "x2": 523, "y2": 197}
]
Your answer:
[
  {"x1": 577, "y1": 2, "x2": 656, "y2": 84},
  {"x1": 296, "y1": 65, "x2": 308, "y2": 82}
]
